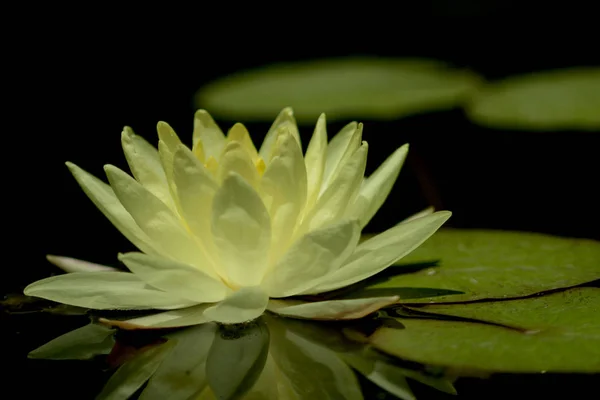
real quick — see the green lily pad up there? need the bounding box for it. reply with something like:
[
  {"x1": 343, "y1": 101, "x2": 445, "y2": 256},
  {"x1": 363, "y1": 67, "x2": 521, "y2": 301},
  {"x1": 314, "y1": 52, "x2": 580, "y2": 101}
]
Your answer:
[
  {"x1": 465, "y1": 67, "x2": 600, "y2": 130},
  {"x1": 367, "y1": 288, "x2": 600, "y2": 373},
  {"x1": 372, "y1": 229, "x2": 600, "y2": 303},
  {"x1": 195, "y1": 58, "x2": 481, "y2": 123}
]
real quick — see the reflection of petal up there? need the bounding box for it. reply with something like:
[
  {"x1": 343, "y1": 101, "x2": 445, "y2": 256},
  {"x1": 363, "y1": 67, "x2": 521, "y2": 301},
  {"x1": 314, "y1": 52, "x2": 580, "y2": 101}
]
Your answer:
[
  {"x1": 341, "y1": 353, "x2": 415, "y2": 400},
  {"x1": 28, "y1": 323, "x2": 115, "y2": 360},
  {"x1": 268, "y1": 318, "x2": 363, "y2": 400},
  {"x1": 267, "y1": 296, "x2": 399, "y2": 320},
  {"x1": 100, "y1": 304, "x2": 213, "y2": 330},
  {"x1": 140, "y1": 324, "x2": 216, "y2": 400},
  {"x1": 97, "y1": 340, "x2": 175, "y2": 400},
  {"x1": 241, "y1": 354, "x2": 280, "y2": 399},
  {"x1": 205, "y1": 320, "x2": 270, "y2": 400}
]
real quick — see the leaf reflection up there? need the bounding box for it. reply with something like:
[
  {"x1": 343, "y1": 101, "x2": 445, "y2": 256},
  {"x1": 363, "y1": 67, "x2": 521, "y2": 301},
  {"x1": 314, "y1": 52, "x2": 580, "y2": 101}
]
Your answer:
[{"x1": 29, "y1": 315, "x2": 455, "y2": 399}]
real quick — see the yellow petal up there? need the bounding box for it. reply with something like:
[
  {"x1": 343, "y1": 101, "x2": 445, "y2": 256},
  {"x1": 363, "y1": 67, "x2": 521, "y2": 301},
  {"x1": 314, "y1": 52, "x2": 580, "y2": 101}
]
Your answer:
[
  {"x1": 119, "y1": 252, "x2": 228, "y2": 303},
  {"x1": 303, "y1": 113, "x2": 328, "y2": 214},
  {"x1": 267, "y1": 296, "x2": 399, "y2": 320},
  {"x1": 156, "y1": 122, "x2": 183, "y2": 199},
  {"x1": 211, "y1": 173, "x2": 271, "y2": 286},
  {"x1": 321, "y1": 121, "x2": 360, "y2": 191},
  {"x1": 218, "y1": 141, "x2": 260, "y2": 188},
  {"x1": 105, "y1": 165, "x2": 214, "y2": 276},
  {"x1": 263, "y1": 219, "x2": 360, "y2": 298},
  {"x1": 259, "y1": 107, "x2": 300, "y2": 162},
  {"x1": 203, "y1": 286, "x2": 269, "y2": 324},
  {"x1": 121, "y1": 127, "x2": 174, "y2": 209},
  {"x1": 349, "y1": 144, "x2": 409, "y2": 228},
  {"x1": 400, "y1": 206, "x2": 435, "y2": 224},
  {"x1": 301, "y1": 143, "x2": 368, "y2": 232},
  {"x1": 24, "y1": 271, "x2": 195, "y2": 310},
  {"x1": 227, "y1": 123, "x2": 259, "y2": 162},
  {"x1": 173, "y1": 145, "x2": 219, "y2": 251},
  {"x1": 157, "y1": 121, "x2": 183, "y2": 151},
  {"x1": 306, "y1": 211, "x2": 452, "y2": 293},
  {"x1": 65, "y1": 162, "x2": 159, "y2": 256},
  {"x1": 46, "y1": 255, "x2": 118, "y2": 273},
  {"x1": 260, "y1": 131, "x2": 307, "y2": 261},
  {"x1": 103, "y1": 304, "x2": 213, "y2": 329},
  {"x1": 193, "y1": 109, "x2": 226, "y2": 160},
  {"x1": 193, "y1": 139, "x2": 206, "y2": 163}
]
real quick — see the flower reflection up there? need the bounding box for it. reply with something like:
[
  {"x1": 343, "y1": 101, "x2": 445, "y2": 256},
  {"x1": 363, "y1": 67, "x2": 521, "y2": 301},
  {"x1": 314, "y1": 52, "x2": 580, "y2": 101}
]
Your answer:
[{"x1": 30, "y1": 316, "x2": 455, "y2": 399}]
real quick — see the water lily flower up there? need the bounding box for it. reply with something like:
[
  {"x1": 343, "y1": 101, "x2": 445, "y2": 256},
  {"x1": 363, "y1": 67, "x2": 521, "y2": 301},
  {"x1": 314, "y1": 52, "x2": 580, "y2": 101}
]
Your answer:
[{"x1": 25, "y1": 108, "x2": 451, "y2": 326}]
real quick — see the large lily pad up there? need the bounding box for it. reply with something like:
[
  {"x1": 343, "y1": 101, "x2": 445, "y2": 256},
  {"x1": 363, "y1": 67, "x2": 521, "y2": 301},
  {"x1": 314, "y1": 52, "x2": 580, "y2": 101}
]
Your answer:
[
  {"x1": 195, "y1": 58, "x2": 480, "y2": 123},
  {"x1": 370, "y1": 229, "x2": 600, "y2": 303},
  {"x1": 465, "y1": 67, "x2": 600, "y2": 130},
  {"x1": 368, "y1": 288, "x2": 600, "y2": 373}
]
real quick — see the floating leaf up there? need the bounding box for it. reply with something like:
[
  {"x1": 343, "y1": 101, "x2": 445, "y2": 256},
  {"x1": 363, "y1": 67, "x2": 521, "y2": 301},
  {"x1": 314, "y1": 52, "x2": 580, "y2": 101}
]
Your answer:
[
  {"x1": 195, "y1": 58, "x2": 480, "y2": 123},
  {"x1": 367, "y1": 288, "x2": 600, "y2": 373},
  {"x1": 372, "y1": 229, "x2": 600, "y2": 303},
  {"x1": 205, "y1": 320, "x2": 270, "y2": 400},
  {"x1": 466, "y1": 67, "x2": 600, "y2": 130},
  {"x1": 29, "y1": 323, "x2": 115, "y2": 360}
]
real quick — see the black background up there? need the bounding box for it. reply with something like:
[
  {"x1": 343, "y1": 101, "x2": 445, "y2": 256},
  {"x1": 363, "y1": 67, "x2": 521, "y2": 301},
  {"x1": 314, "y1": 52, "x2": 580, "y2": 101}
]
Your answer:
[{"x1": 4, "y1": 2, "x2": 600, "y2": 399}]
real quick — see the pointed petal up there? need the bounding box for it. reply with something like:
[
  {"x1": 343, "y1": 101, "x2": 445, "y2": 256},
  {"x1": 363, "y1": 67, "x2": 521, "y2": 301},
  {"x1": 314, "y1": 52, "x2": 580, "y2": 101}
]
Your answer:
[
  {"x1": 100, "y1": 304, "x2": 213, "y2": 329},
  {"x1": 24, "y1": 272, "x2": 195, "y2": 310},
  {"x1": 104, "y1": 165, "x2": 213, "y2": 275},
  {"x1": 203, "y1": 286, "x2": 269, "y2": 324},
  {"x1": 218, "y1": 141, "x2": 260, "y2": 188},
  {"x1": 307, "y1": 211, "x2": 452, "y2": 293},
  {"x1": 263, "y1": 219, "x2": 360, "y2": 298},
  {"x1": 172, "y1": 145, "x2": 219, "y2": 250},
  {"x1": 119, "y1": 252, "x2": 228, "y2": 303},
  {"x1": 302, "y1": 143, "x2": 368, "y2": 231},
  {"x1": 321, "y1": 122, "x2": 361, "y2": 191},
  {"x1": 211, "y1": 173, "x2": 271, "y2": 286},
  {"x1": 65, "y1": 162, "x2": 159, "y2": 256},
  {"x1": 350, "y1": 144, "x2": 409, "y2": 228},
  {"x1": 46, "y1": 255, "x2": 118, "y2": 273},
  {"x1": 121, "y1": 127, "x2": 174, "y2": 209},
  {"x1": 400, "y1": 206, "x2": 435, "y2": 223},
  {"x1": 156, "y1": 122, "x2": 183, "y2": 198},
  {"x1": 260, "y1": 130, "x2": 307, "y2": 260},
  {"x1": 193, "y1": 109, "x2": 226, "y2": 160},
  {"x1": 227, "y1": 123, "x2": 260, "y2": 162},
  {"x1": 267, "y1": 296, "x2": 398, "y2": 320},
  {"x1": 259, "y1": 107, "x2": 300, "y2": 161},
  {"x1": 157, "y1": 121, "x2": 183, "y2": 151},
  {"x1": 304, "y1": 113, "x2": 328, "y2": 213}
]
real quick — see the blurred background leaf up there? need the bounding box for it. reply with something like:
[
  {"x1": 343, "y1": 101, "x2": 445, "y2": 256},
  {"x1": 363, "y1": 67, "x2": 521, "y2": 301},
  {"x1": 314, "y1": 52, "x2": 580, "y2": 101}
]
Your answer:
[
  {"x1": 195, "y1": 57, "x2": 481, "y2": 123},
  {"x1": 465, "y1": 67, "x2": 600, "y2": 130}
]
